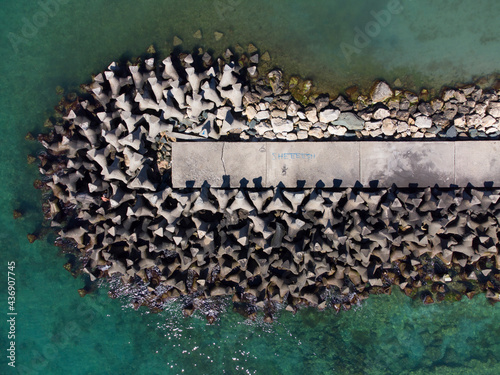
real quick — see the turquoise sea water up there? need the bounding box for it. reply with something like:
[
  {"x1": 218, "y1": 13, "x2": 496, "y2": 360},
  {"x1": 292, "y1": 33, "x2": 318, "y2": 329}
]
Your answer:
[{"x1": 1, "y1": 0, "x2": 500, "y2": 374}]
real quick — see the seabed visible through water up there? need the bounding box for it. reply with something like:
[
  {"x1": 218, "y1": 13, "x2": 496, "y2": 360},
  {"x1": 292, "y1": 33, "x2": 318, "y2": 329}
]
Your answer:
[{"x1": 1, "y1": 0, "x2": 500, "y2": 374}]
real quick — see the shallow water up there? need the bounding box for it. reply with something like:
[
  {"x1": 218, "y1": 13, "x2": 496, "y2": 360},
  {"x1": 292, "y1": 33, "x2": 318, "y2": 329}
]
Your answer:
[{"x1": 1, "y1": 0, "x2": 500, "y2": 374}]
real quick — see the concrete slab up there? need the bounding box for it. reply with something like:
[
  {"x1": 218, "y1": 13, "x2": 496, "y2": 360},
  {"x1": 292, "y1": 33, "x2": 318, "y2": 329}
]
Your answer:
[
  {"x1": 360, "y1": 142, "x2": 455, "y2": 187},
  {"x1": 172, "y1": 142, "x2": 267, "y2": 188},
  {"x1": 173, "y1": 141, "x2": 499, "y2": 188},
  {"x1": 266, "y1": 142, "x2": 359, "y2": 187},
  {"x1": 455, "y1": 141, "x2": 500, "y2": 187},
  {"x1": 221, "y1": 142, "x2": 267, "y2": 188},
  {"x1": 171, "y1": 142, "x2": 225, "y2": 188}
]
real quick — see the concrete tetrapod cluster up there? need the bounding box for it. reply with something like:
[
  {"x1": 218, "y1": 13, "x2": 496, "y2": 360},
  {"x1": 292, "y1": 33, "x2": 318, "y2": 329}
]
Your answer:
[{"x1": 37, "y1": 50, "x2": 500, "y2": 321}]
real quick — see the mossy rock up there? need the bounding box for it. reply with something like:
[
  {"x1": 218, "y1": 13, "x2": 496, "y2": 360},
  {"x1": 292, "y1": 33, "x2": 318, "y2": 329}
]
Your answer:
[{"x1": 13, "y1": 210, "x2": 23, "y2": 220}]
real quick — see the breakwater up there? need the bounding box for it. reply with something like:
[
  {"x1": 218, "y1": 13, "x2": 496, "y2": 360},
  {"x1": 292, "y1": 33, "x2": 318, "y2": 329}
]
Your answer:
[{"x1": 37, "y1": 50, "x2": 500, "y2": 321}]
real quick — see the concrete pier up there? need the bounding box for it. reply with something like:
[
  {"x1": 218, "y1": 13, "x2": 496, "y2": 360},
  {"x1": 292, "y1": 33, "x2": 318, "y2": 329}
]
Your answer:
[{"x1": 171, "y1": 141, "x2": 500, "y2": 188}]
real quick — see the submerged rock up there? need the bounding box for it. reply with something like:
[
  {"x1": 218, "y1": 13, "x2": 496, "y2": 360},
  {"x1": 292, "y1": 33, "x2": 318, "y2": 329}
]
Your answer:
[
  {"x1": 193, "y1": 29, "x2": 202, "y2": 39},
  {"x1": 13, "y1": 210, "x2": 23, "y2": 220},
  {"x1": 78, "y1": 288, "x2": 89, "y2": 297},
  {"x1": 173, "y1": 36, "x2": 183, "y2": 46},
  {"x1": 27, "y1": 234, "x2": 37, "y2": 243},
  {"x1": 214, "y1": 31, "x2": 224, "y2": 41}
]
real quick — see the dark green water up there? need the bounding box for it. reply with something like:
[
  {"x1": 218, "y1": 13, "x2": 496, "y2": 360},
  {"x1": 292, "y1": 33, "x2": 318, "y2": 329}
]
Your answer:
[{"x1": 1, "y1": 0, "x2": 499, "y2": 374}]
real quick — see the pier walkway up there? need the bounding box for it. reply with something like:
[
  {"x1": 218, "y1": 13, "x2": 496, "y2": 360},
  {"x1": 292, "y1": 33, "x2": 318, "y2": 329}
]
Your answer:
[{"x1": 171, "y1": 141, "x2": 500, "y2": 188}]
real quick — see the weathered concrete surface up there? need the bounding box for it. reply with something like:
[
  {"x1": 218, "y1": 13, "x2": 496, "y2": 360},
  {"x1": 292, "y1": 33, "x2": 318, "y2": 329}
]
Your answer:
[
  {"x1": 360, "y1": 142, "x2": 455, "y2": 187},
  {"x1": 221, "y1": 142, "x2": 267, "y2": 187},
  {"x1": 172, "y1": 142, "x2": 359, "y2": 188},
  {"x1": 266, "y1": 142, "x2": 359, "y2": 187},
  {"x1": 171, "y1": 142, "x2": 267, "y2": 188},
  {"x1": 171, "y1": 142, "x2": 225, "y2": 187},
  {"x1": 172, "y1": 141, "x2": 498, "y2": 188},
  {"x1": 455, "y1": 141, "x2": 500, "y2": 187}
]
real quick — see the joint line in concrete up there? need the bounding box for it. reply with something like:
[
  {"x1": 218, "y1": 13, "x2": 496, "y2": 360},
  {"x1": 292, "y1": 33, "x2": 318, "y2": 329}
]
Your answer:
[
  {"x1": 358, "y1": 142, "x2": 361, "y2": 184},
  {"x1": 453, "y1": 142, "x2": 456, "y2": 185},
  {"x1": 221, "y1": 142, "x2": 227, "y2": 176}
]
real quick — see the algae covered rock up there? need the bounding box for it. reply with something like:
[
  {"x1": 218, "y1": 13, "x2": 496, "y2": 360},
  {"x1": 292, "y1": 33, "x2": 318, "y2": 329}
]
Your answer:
[{"x1": 27, "y1": 234, "x2": 37, "y2": 243}]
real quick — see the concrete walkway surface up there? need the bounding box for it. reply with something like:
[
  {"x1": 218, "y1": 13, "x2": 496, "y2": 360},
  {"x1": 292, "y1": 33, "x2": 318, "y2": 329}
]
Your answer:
[{"x1": 171, "y1": 141, "x2": 499, "y2": 188}]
